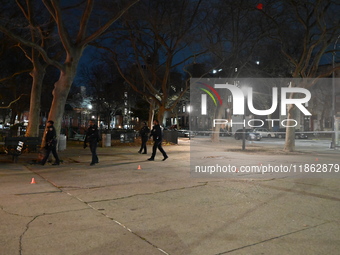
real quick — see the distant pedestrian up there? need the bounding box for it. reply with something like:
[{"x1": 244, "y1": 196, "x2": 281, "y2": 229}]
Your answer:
[
  {"x1": 148, "y1": 119, "x2": 168, "y2": 161},
  {"x1": 41, "y1": 120, "x2": 60, "y2": 165},
  {"x1": 84, "y1": 119, "x2": 100, "y2": 165},
  {"x1": 138, "y1": 121, "x2": 150, "y2": 154}
]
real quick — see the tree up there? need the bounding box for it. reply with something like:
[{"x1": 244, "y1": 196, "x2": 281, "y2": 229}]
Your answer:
[
  {"x1": 15, "y1": 1, "x2": 53, "y2": 137},
  {"x1": 100, "y1": 0, "x2": 207, "y2": 125},
  {"x1": 196, "y1": 0, "x2": 275, "y2": 142},
  {"x1": 201, "y1": 0, "x2": 273, "y2": 78},
  {"x1": 259, "y1": 0, "x2": 340, "y2": 151},
  {"x1": 0, "y1": 1, "x2": 56, "y2": 136},
  {"x1": 79, "y1": 62, "x2": 126, "y2": 127},
  {"x1": 0, "y1": 0, "x2": 139, "y2": 142},
  {"x1": 0, "y1": 37, "x2": 31, "y2": 126}
]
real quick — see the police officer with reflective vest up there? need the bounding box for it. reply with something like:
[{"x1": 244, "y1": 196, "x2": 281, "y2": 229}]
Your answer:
[{"x1": 41, "y1": 120, "x2": 60, "y2": 165}]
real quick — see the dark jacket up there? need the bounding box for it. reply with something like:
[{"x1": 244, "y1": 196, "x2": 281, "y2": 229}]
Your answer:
[
  {"x1": 140, "y1": 125, "x2": 150, "y2": 137},
  {"x1": 45, "y1": 126, "x2": 57, "y2": 148},
  {"x1": 150, "y1": 124, "x2": 163, "y2": 142},
  {"x1": 85, "y1": 125, "x2": 100, "y2": 144}
]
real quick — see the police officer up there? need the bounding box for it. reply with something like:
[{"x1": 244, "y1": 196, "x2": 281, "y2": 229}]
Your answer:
[
  {"x1": 138, "y1": 121, "x2": 150, "y2": 154},
  {"x1": 148, "y1": 119, "x2": 168, "y2": 161},
  {"x1": 84, "y1": 119, "x2": 100, "y2": 165},
  {"x1": 41, "y1": 120, "x2": 60, "y2": 165}
]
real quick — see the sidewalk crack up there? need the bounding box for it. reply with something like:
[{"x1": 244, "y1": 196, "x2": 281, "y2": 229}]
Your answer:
[
  {"x1": 17, "y1": 208, "x2": 91, "y2": 255},
  {"x1": 0, "y1": 205, "x2": 32, "y2": 218},
  {"x1": 214, "y1": 221, "x2": 330, "y2": 255},
  {"x1": 19, "y1": 214, "x2": 42, "y2": 255},
  {"x1": 86, "y1": 182, "x2": 208, "y2": 204}
]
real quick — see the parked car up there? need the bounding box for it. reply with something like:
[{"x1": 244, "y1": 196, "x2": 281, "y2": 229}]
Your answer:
[
  {"x1": 252, "y1": 128, "x2": 275, "y2": 138},
  {"x1": 275, "y1": 128, "x2": 308, "y2": 139},
  {"x1": 234, "y1": 129, "x2": 262, "y2": 141},
  {"x1": 177, "y1": 129, "x2": 195, "y2": 138}
]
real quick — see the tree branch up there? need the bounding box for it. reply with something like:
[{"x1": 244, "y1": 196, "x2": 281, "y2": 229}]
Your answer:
[
  {"x1": 81, "y1": 0, "x2": 140, "y2": 46},
  {"x1": 0, "y1": 94, "x2": 28, "y2": 109},
  {"x1": 0, "y1": 69, "x2": 31, "y2": 82},
  {"x1": 0, "y1": 24, "x2": 64, "y2": 71},
  {"x1": 76, "y1": 0, "x2": 94, "y2": 45},
  {"x1": 42, "y1": 0, "x2": 73, "y2": 56},
  {"x1": 15, "y1": 0, "x2": 29, "y2": 20}
]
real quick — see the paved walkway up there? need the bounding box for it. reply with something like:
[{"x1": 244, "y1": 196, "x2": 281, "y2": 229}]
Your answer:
[{"x1": 1, "y1": 138, "x2": 339, "y2": 255}]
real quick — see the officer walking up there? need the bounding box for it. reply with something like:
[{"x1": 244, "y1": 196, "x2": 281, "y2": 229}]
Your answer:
[
  {"x1": 148, "y1": 119, "x2": 168, "y2": 161},
  {"x1": 138, "y1": 121, "x2": 150, "y2": 154},
  {"x1": 41, "y1": 120, "x2": 60, "y2": 165},
  {"x1": 84, "y1": 120, "x2": 100, "y2": 165}
]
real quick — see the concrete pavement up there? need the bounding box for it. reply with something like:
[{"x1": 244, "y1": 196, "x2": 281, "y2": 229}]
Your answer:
[{"x1": 1, "y1": 138, "x2": 340, "y2": 255}]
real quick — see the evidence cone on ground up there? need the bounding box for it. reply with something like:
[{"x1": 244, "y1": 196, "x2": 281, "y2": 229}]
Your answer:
[
  {"x1": 30, "y1": 178, "x2": 36, "y2": 184},
  {"x1": 137, "y1": 165, "x2": 142, "y2": 170}
]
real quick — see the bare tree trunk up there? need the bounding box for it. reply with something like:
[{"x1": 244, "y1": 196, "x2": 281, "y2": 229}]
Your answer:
[
  {"x1": 23, "y1": 0, "x2": 47, "y2": 138},
  {"x1": 148, "y1": 100, "x2": 155, "y2": 127},
  {"x1": 284, "y1": 103, "x2": 296, "y2": 152},
  {"x1": 319, "y1": 108, "x2": 325, "y2": 131},
  {"x1": 211, "y1": 105, "x2": 224, "y2": 143},
  {"x1": 157, "y1": 105, "x2": 166, "y2": 126},
  {"x1": 46, "y1": 56, "x2": 80, "y2": 140},
  {"x1": 48, "y1": 78, "x2": 72, "y2": 136},
  {"x1": 26, "y1": 66, "x2": 45, "y2": 137}
]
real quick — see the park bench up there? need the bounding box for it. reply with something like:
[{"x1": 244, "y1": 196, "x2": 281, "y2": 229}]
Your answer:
[
  {"x1": 69, "y1": 132, "x2": 85, "y2": 142},
  {"x1": 4, "y1": 137, "x2": 41, "y2": 163}
]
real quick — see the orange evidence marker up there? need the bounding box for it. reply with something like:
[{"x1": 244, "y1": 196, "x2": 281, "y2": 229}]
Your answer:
[
  {"x1": 137, "y1": 165, "x2": 142, "y2": 170},
  {"x1": 30, "y1": 178, "x2": 36, "y2": 184}
]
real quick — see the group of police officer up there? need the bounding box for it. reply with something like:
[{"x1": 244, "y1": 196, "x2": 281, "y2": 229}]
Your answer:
[
  {"x1": 139, "y1": 119, "x2": 168, "y2": 161},
  {"x1": 41, "y1": 119, "x2": 168, "y2": 166}
]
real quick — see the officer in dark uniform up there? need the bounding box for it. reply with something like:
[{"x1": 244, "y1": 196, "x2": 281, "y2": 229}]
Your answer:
[
  {"x1": 148, "y1": 119, "x2": 168, "y2": 161},
  {"x1": 41, "y1": 120, "x2": 60, "y2": 165},
  {"x1": 84, "y1": 119, "x2": 100, "y2": 165},
  {"x1": 138, "y1": 121, "x2": 150, "y2": 154}
]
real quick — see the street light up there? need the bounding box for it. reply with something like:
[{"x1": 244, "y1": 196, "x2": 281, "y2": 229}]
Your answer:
[{"x1": 332, "y1": 34, "x2": 340, "y2": 149}]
